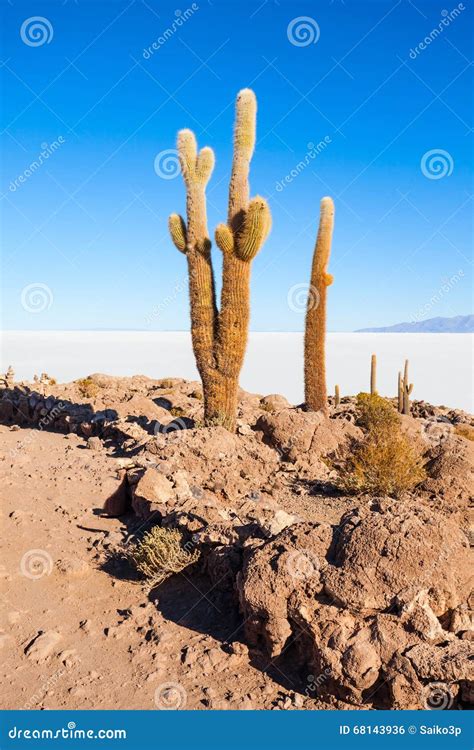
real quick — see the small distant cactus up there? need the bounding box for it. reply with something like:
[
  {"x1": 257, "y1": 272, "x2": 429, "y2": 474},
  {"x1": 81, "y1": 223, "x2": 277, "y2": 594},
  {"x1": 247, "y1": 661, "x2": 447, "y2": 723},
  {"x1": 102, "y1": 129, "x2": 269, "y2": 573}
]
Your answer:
[
  {"x1": 304, "y1": 197, "x2": 335, "y2": 414},
  {"x1": 397, "y1": 371, "x2": 403, "y2": 413},
  {"x1": 129, "y1": 526, "x2": 199, "y2": 587},
  {"x1": 334, "y1": 384, "x2": 340, "y2": 407},
  {"x1": 370, "y1": 354, "x2": 377, "y2": 395},
  {"x1": 169, "y1": 89, "x2": 271, "y2": 431},
  {"x1": 402, "y1": 359, "x2": 413, "y2": 415}
]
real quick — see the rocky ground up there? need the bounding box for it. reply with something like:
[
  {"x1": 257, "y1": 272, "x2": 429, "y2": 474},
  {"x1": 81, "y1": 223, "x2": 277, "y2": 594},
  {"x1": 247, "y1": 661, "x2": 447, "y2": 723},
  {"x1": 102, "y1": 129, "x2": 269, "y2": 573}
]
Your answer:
[{"x1": 0, "y1": 373, "x2": 472, "y2": 710}]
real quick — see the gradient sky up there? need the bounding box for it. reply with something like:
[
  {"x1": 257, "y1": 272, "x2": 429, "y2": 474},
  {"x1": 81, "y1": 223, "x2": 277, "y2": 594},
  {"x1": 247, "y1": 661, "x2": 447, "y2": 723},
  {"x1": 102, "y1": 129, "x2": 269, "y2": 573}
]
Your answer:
[{"x1": 1, "y1": 0, "x2": 472, "y2": 331}]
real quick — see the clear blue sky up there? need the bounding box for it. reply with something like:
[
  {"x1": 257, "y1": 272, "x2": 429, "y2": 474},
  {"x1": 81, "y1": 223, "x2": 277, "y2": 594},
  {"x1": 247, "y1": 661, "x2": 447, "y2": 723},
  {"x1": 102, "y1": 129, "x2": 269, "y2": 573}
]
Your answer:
[{"x1": 1, "y1": 0, "x2": 472, "y2": 331}]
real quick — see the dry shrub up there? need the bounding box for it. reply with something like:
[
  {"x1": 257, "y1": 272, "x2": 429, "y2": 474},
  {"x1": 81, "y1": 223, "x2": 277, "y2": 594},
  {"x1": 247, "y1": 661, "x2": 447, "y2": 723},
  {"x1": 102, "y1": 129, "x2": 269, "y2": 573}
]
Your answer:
[
  {"x1": 356, "y1": 391, "x2": 399, "y2": 431},
  {"x1": 170, "y1": 406, "x2": 186, "y2": 418},
  {"x1": 77, "y1": 377, "x2": 99, "y2": 399},
  {"x1": 455, "y1": 424, "x2": 474, "y2": 442},
  {"x1": 129, "y1": 526, "x2": 199, "y2": 586},
  {"x1": 337, "y1": 393, "x2": 426, "y2": 498}
]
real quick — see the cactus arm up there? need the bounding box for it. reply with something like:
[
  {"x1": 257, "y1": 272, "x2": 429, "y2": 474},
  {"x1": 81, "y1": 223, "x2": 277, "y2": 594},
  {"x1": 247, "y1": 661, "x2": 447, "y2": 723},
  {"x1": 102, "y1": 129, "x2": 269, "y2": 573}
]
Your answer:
[
  {"x1": 215, "y1": 223, "x2": 234, "y2": 254},
  {"x1": 228, "y1": 88, "x2": 256, "y2": 229},
  {"x1": 304, "y1": 197, "x2": 335, "y2": 414},
  {"x1": 169, "y1": 129, "x2": 218, "y2": 377},
  {"x1": 168, "y1": 214, "x2": 187, "y2": 252},
  {"x1": 236, "y1": 196, "x2": 272, "y2": 262}
]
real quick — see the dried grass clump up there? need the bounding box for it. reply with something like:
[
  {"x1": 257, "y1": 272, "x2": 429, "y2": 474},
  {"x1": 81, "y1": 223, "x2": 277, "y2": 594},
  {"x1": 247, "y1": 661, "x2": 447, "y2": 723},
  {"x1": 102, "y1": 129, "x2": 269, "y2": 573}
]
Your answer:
[
  {"x1": 338, "y1": 393, "x2": 426, "y2": 498},
  {"x1": 129, "y1": 526, "x2": 199, "y2": 586}
]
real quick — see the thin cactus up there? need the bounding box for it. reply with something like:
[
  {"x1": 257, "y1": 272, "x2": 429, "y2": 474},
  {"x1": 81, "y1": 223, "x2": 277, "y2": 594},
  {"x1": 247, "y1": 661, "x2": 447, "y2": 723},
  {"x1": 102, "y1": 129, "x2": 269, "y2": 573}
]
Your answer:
[
  {"x1": 370, "y1": 354, "x2": 377, "y2": 395},
  {"x1": 169, "y1": 89, "x2": 271, "y2": 431},
  {"x1": 402, "y1": 359, "x2": 413, "y2": 415},
  {"x1": 304, "y1": 197, "x2": 335, "y2": 414},
  {"x1": 397, "y1": 371, "x2": 403, "y2": 413},
  {"x1": 334, "y1": 384, "x2": 340, "y2": 407}
]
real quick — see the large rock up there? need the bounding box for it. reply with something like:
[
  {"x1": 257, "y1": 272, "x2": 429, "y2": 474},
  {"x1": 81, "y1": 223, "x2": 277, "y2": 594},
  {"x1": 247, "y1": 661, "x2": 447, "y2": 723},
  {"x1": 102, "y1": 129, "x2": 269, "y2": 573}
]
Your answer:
[
  {"x1": 238, "y1": 500, "x2": 472, "y2": 708},
  {"x1": 256, "y1": 408, "x2": 361, "y2": 466}
]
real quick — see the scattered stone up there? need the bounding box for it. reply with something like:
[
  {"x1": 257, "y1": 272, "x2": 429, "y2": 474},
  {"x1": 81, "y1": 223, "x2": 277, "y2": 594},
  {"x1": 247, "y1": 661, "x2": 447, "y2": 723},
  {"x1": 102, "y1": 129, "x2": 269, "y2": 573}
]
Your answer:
[{"x1": 25, "y1": 631, "x2": 62, "y2": 662}]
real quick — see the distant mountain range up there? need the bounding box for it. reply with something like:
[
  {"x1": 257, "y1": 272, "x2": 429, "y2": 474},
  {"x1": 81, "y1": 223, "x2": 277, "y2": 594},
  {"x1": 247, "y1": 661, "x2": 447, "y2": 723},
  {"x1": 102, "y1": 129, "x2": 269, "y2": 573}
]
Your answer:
[{"x1": 356, "y1": 315, "x2": 473, "y2": 333}]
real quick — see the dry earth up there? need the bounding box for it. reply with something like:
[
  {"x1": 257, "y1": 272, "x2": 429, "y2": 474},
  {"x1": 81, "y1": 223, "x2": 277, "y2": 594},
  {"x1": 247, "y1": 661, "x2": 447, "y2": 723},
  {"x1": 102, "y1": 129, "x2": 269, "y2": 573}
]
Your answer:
[{"x1": 0, "y1": 373, "x2": 472, "y2": 711}]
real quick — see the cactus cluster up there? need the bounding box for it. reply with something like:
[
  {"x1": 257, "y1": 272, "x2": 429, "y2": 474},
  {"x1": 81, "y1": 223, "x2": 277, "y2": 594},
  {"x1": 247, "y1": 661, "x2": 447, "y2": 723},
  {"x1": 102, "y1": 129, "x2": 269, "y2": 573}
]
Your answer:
[
  {"x1": 167, "y1": 89, "x2": 421, "y2": 430},
  {"x1": 169, "y1": 89, "x2": 271, "y2": 431}
]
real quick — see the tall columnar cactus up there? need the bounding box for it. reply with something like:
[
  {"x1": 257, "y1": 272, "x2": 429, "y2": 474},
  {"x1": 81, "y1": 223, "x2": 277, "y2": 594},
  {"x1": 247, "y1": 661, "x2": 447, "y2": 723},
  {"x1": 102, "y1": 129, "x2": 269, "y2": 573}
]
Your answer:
[
  {"x1": 370, "y1": 354, "x2": 377, "y2": 395},
  {"x1": 304, "y1": 197, "x2": 335, "y2": 414},
  {"x1": 168, "y1": 89, "x2": 271, "y2": 431}
]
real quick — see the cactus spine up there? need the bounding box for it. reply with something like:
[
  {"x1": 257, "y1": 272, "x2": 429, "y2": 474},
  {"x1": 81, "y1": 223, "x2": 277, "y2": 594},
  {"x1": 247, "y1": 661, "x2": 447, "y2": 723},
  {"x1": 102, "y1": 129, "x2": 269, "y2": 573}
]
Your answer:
[
  {"x1": 370, "y1": 354, "x2": 377, "y2": 395},
  {"x1": 334, "y1": 384, "x2": 340, "y2": 407},
  {"x1": 304, "y1": 197, "x2": 335, "y2": 414},
  {"x1": 169, "y1": 90, "x2": 271, "y2": 431},
  {"x1": 402, "y1": 359, "x2": 413, "y2": 415}
]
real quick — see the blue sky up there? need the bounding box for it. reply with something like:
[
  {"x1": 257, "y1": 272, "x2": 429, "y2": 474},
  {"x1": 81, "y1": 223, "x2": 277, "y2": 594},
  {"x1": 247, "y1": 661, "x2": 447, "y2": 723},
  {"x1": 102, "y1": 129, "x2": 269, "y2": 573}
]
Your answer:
[{"x1": 1, "y1": 0, "x2": 472, "y2": 331}]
